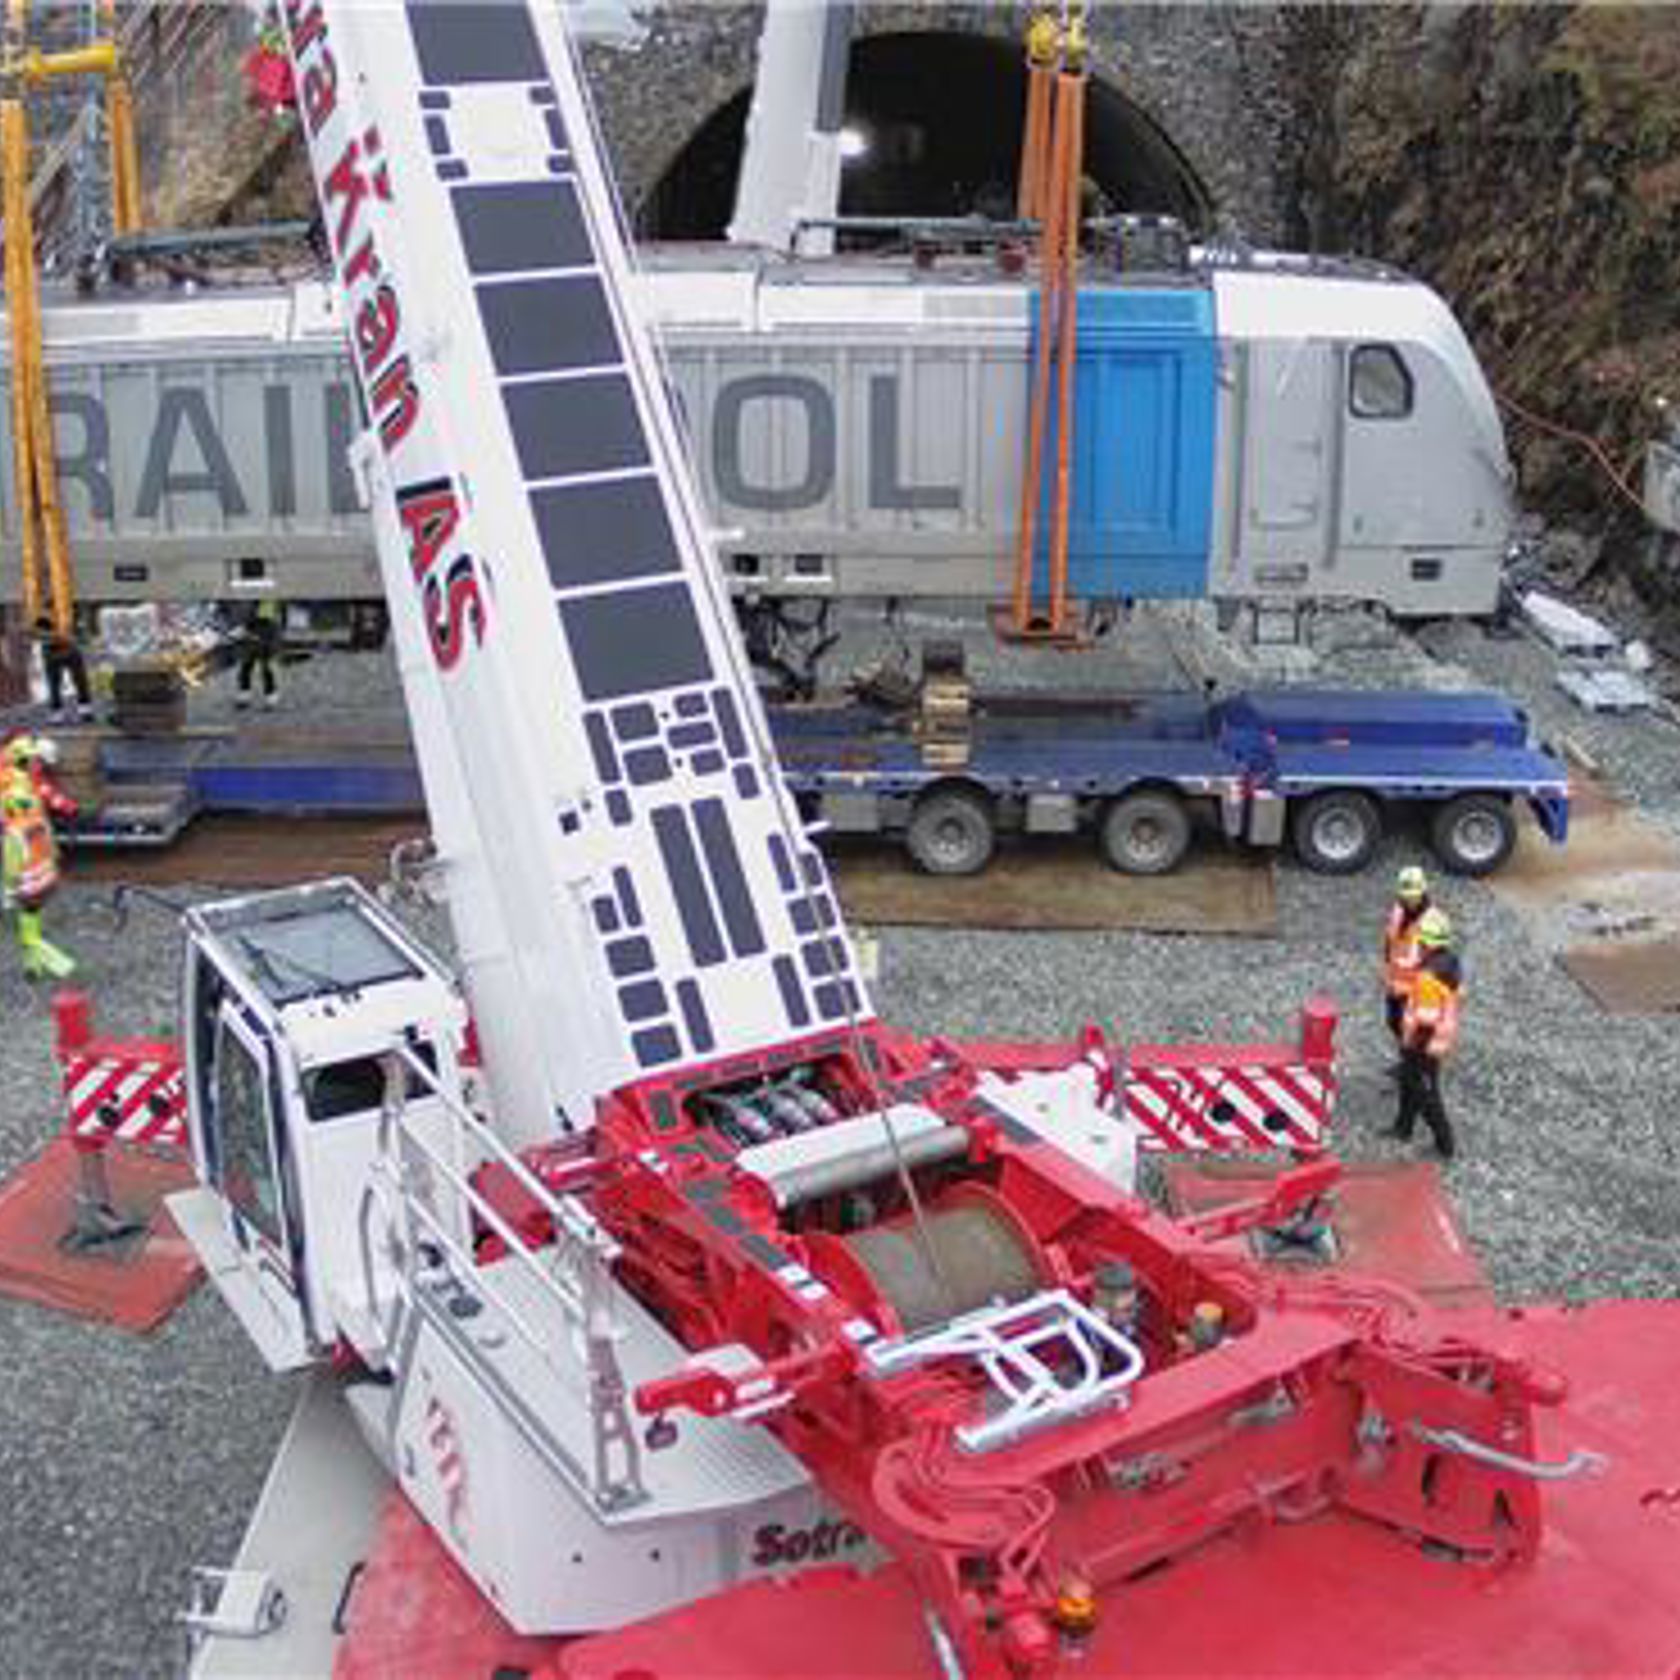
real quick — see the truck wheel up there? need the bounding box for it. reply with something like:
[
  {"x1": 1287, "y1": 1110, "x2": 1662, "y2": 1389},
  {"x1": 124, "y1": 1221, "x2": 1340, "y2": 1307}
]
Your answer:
[
  {"x1": 1291, "y1": 790, "x2": 1383, "y2": 875},
  {"x1": 1100, "y1": 789, "x2": 1192, "y2": 875},
  {"x1": 1430, "y1": 793, "x2": 1516, "y2": 876},
  {"x1": 906, "y1": 787, "x2": 995, "y2": 876}
]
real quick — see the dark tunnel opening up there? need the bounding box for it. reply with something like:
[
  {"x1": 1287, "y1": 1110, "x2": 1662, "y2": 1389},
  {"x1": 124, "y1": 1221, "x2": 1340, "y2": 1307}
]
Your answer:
[{"x1": 638, "y1": 30, "x2": 1210, "y2": 241}]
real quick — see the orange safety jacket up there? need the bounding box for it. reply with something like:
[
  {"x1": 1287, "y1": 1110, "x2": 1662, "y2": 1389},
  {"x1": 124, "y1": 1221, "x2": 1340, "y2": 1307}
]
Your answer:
[
  {"x1": 1383, "y1": 900, "x2": 1428, "y2": 998},
  {"x1": 0, "y1": 757, "x2": 74, "y2": 822},
  {"x1": 1403, "y1": 950, "x2": 1463, "y2": 1059},
  {"x1": 2, "y1": 805, "x2": 59, "y2": 908}
]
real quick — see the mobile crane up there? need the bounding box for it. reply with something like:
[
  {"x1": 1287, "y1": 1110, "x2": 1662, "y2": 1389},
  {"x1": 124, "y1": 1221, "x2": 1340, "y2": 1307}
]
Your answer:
[{"x1": 147, "y1": 4, "x2": 1680, "y2": 1677}]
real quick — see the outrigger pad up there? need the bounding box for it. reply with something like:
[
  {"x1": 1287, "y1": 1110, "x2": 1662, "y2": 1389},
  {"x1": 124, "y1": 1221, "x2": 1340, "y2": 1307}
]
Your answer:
[
  {"x1": 0, "y1": 1136, "x2": 201, "y2": 1331},
  {"x1": 554, "y1": 1303, "x2": 1680, "y2": 1680},
  {"x1": 1160, "y1": 1157, "x2": 1494, "y2": 1310}
]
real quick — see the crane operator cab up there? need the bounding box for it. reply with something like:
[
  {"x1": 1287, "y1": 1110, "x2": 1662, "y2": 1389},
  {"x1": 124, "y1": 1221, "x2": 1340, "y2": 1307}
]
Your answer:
[{"x1": 169, "y1": 879, "x2": 467, "y2": 1373}]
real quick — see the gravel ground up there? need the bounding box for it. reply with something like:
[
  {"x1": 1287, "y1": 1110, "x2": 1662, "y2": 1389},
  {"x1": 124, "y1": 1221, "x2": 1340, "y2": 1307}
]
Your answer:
[{"x1": 4, "y1": 607, "x2": 1680, "y2": 1677}]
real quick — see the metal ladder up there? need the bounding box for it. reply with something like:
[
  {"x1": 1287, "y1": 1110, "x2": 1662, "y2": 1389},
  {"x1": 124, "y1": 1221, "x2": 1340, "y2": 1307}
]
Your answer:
[{"x1": 359, "y1": 1043, "x2": 647, "y2": 1512}]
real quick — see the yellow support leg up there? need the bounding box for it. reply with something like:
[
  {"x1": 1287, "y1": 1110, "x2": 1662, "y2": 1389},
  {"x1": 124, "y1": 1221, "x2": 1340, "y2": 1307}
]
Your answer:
[
  {"x1": 4, "y1": 0, "x2": 131, "y2": 640},
  {"x1": 2, "y1": 98, "x2": 44, "y2": 633},
  {"x1": 107, "y1": 73, "x2": 141, "y2": 234},
  {"x1": 27, "y1": 319, "x2": 75, "y2": 638},
  {"x1": 1, "y1": 93, "x2": 74, "y2": 638}
]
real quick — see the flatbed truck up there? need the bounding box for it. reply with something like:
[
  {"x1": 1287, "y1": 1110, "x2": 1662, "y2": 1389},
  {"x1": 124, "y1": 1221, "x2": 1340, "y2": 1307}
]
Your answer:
[
  {"x1": 17, "y1": 682, "x2": 1569, "y2": 879},
  {"x1": 772, "y1": 685, "x2": 1570, "y2": 877}
]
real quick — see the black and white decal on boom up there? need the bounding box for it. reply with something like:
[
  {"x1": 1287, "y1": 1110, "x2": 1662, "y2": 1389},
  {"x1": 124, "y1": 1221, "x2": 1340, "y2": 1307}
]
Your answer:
[{"x1": 281, "y1": 0, "x2": 865, "y2": 1134}]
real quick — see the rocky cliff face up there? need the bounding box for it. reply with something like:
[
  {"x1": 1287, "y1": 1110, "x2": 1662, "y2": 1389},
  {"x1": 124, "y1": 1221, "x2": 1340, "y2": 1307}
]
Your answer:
[{"x1": 1287, "y1": 3, "x2": 1680, "y2": 595}]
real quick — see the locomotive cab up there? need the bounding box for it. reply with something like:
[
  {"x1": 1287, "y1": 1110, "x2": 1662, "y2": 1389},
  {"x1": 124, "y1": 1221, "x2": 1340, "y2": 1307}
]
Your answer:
[{"x1": 1212, "y1": 266, "x2": 1515, "y2": 619}]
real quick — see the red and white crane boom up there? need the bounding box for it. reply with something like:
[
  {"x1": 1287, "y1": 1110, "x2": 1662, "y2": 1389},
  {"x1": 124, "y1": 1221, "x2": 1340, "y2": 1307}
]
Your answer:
[{"x1": 283, "y1": 0, "x2": 869, "y2": 1145}]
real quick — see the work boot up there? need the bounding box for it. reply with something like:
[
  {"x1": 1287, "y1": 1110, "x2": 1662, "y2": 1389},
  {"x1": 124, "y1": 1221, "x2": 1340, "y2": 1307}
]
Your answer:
[
  {"x1": 35, "y1": 938, "x2": 75, "y2": 980},
  {"x1": 17, "y1": 911, "x2": 75, "y2": 981},
  {"x1": 16, "y1": 911, "x2": 41, "y2": 979}
]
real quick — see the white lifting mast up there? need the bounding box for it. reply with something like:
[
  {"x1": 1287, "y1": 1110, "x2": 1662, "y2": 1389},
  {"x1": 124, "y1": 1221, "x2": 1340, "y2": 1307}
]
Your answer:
[
  {"x1": 728, "y1": 0, "x2": 853, "y2": 252},
  {"x1": 280, "y1": 0, "x2": 868, "y2": 1144}
]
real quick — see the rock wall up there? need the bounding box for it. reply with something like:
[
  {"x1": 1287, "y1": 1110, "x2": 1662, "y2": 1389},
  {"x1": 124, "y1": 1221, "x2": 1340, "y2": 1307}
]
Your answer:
[
  {"x1": 1287, "y1": 3, "x2": 1680, "y2": 560},
  {"x1": 127, "y1": 4, "x2": 1296, "y2": 240},
  {"x1": 589, "y1": 3, "x2": 1295, "y2": 239}
]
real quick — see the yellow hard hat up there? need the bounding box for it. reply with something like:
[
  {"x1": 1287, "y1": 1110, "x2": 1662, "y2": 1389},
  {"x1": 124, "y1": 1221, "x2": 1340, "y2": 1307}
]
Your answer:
[
  {"x1": 5, "y1": 733, "x2": 55, "y2": 768},
  {"x1": 1396, "y1": 866, "x2": 1428, "y2": 901}
]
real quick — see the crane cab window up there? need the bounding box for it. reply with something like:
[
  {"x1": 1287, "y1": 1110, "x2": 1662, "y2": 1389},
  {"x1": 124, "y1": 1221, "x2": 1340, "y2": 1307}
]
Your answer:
[
  {"x1": 1349, "y1": 344, "x2": 1414, "y2": 419},
  {"x1": 303, "y1": 1043, "x2": 438, "y2": 1123},
  {"x1": 217, "y1": 1030, "x2": 283, "y2": 1244},
  {"x1": 230, "y1": 906, "x2": 420, "y2": 1007}
]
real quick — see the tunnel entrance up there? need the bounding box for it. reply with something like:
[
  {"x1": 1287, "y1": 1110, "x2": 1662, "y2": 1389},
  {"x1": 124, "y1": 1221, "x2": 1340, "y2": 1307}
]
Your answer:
[{"x1": 638, "y1": 29, "x2": 1210, "y2": 240}]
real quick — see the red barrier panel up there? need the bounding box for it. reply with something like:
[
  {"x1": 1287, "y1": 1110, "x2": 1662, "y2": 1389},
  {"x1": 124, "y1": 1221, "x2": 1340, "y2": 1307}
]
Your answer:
[{"x1": 53, "y1": 989, "x2": 189, "y2": 1158}]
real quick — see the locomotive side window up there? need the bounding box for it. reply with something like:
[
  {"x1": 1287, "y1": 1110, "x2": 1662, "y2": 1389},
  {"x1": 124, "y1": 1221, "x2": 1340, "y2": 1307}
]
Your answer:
[{"x1": 1349, "y1": 345, "x2": 1414, "y2": 419}]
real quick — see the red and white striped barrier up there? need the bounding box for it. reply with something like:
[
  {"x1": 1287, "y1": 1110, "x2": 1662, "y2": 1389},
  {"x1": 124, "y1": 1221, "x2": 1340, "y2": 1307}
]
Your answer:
[
  {"x1": 933, "y1": 1001, "x2": 1339, "y2": 1155},
  {"x1": 1121, "y1": 1060, "x2": 1334, "y2": 1152},
  {"x1": 52, "y1": 993, "x2": 189, "y2": 1159},
  {"x1": 1122, "y1": 1000, "x2": 1339, "y2": 1152}
]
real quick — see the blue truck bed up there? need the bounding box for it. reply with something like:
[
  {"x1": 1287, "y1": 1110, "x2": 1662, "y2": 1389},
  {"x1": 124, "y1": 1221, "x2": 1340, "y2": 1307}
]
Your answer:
[
  {"x1": 1212, "y1": 691, "x2": 1569, "y2": 843},
  {"x1": 769, "y1": 686, "x2": 1571, "y2": 875},
  {"x1": 39, "y1": 685, "x2": 1568, "y2": 875},
  {"x1": 1216, "y1": 688, "x2": 1539, "y2": 747},
  {"x1": 775, "y1": 697, "x2": 1238, "y2": 801}
]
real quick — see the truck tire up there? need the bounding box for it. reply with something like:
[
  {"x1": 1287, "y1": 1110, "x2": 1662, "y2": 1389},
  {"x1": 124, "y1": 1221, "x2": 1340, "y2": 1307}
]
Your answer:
[
  {"x1": 1430, "y1": 792, "x2": 1516, "y2": 876},
  {"x1": 1100, "y1": 789, "x2": 1192, "y2": 875},
  {"x1": 906, "y1": 787, "x2": 995, "y2": 876},
  {"x1": 1291, "y1": 789, "x2": 1383, "y2": 875}
]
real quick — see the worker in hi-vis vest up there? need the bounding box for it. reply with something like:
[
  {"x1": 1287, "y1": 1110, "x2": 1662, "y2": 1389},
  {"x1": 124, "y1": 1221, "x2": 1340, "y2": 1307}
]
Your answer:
[
  {"x1": 1385, "y1": 906, "x2": 1460, "y2": 1160},
  {"x1": 4, "y1": 733, "x2": 78, "y2": 827},
  {"x1": 236, "y1": 598, "x2": 284, "y2": 710},
  {"x1": 1382, "y1": 866, "x2": 1431, "y2": 1056},
  {"x1": 1, "y1": 772, "x2": 75, "y2": 980}
]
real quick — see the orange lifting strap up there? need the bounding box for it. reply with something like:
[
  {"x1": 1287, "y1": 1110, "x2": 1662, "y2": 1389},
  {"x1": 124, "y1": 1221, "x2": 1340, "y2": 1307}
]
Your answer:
[{"x1": 1008, "y1": 9, "x2": 1088, "y2": 640}]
